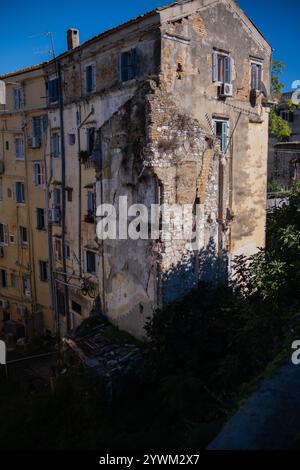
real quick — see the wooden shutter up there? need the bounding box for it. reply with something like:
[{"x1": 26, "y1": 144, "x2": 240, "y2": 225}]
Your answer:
[
  {"x1": 130, "y1": 48, "x2": 137, "y2": 79},
  {"x1": 121, "y1": 52, "x2": 129, "y2": 82},
  {"x1": 221, "y1": 122, "x2": 228, "y2": 153},
  {"x1": 212, "y1": 51, "x2": 218, "y2": 82},
  {"x1": 224, "y1": 56, "x2": 232, "y2": 84}
]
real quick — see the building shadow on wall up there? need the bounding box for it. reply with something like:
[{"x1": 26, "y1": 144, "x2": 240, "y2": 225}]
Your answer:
[{"x1": 161, "y1": 238, "x2": 228, "y2": 305}]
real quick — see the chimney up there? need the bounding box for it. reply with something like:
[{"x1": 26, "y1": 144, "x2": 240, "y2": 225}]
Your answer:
[{"x1": 67, "y1": 28, "x2": 80, "y2": 50}]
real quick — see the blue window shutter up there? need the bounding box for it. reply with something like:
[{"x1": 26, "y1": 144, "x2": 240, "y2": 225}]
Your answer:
[
  {"x1": 92, "y1": 65, "x2": 96, "y2": 91},
  {"x1": 121, "y1": 52, "x2": 128, "y2": 82},
  {"x1": 86, "y1": 66, "x2": 93, "y2": 92},
  {"x1": 221, "y1": 122, "x2": 228, "y2": 153},
  {"x1": 131, "y1": 48, "x2": 137, "y2": 79},
  {"x1": 258, "y1": 65, "x2": 262, "y2": 91},
  {"x1": 212, "y1": 51, "x2": 218, "y2": 82},
  {"x1": 224, "y1": 56, "x2": 231, "y2": 84}
]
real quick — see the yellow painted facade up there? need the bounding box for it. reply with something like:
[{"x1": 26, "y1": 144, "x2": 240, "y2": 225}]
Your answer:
[{"x1": 0, "y1": 65, "x2": 54, "y2": 338}]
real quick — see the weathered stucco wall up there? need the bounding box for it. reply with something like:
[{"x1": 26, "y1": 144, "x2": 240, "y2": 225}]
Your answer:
[{"x1": 159, "y1": 0, "x2": 271, "y2": 264}]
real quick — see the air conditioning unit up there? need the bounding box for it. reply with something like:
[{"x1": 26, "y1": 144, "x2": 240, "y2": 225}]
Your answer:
[
  {"x1": 220, "y1": 83, "x2": 233, "y2": 97},
  {"x1": 0, "y1": 160, "x2": 4, "y2": 174},
  {"x1": 48, "y1": 208, "x2": 61, "y2": 223},
  {"x1": 0, "y1": 246, "x2": 4, "y2": 258}
]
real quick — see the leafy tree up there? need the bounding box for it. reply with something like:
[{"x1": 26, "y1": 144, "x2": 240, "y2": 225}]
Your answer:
[
  {"x1": 267, "y1": 179, "x2": 284, "y2": 193},
  {"x1": 269, "y1": 60, "x2": 292, "y2": 141}
]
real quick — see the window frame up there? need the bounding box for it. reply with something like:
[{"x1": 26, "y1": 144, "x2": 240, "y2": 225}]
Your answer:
[
  {"x1": 15, "y1": 137, "x2": 25, "y2": 161},
  {"x1": 85, "y1": 63, "x2": 96, "y2": 93},
  {"x1": 0, "y1": 269, "x2": 7, "y2": 288},
  {"x1": 250, "y1": 60, "x2": 263, "y2": 92},
  {"x1": 85, "y1": 250, "x2": 97, "y2": 275},
  {"x1": 48, "y1": 76, "x2": 59, "y2": 104},
  {"x1": 20, "y1": 225, "x2": 28, "y2": 247},
  {"x1": 33, "y1": 162, "x2": 45, "y2": 187},
  {"x1": 120, "y1": 49, "x2": 138, "y2": 82},
  {"x1": 212, "y1": 50, "x2": 232, "y2": 86},
  {"x1": 39, "y1": 260, "x2": 49, "y2": 283},
  {"x1": 0, "y1": 223, "x2": 9, "y2": 246},
  {"x1": 15, "y1": 181, "x2": 26, "y2": 204},
  {"x1": 14, "y1": 88, "x2": 23, "y2": 110},
  {"x1": 213, "y1": 119, "x2": 230, "y2": 154},
  {"x1": 51, "y1": 132, "x2": 60, "y2": 159},
  {"x1": 36, "y1": 208, "x2": 45, "y2": 231}
]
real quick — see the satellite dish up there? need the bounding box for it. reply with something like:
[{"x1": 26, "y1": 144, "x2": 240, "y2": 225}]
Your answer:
[{"x1": 0, "y1": 340, "x2": 6, "y2": 365}]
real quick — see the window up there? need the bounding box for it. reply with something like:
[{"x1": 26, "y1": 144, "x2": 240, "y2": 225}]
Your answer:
[
  {"x1": 20, "y1": 226, "x2": 28, "y2": 246},
  {"x1": 48, "y1": 77, "x2": 59, "y2": 104},
  {"x1": 15, "y1": 182, "x2": 25, "y2": 203},
  {"x1": 33, "y1": 162, "x2": 45, "y2": 187},
  {"x1": 36, "y1": 208, "x2": 45, "y2": 230},
  {"x1": 11, "y1": 273, "x2": 18, "y2": 289},
  {"x1": 57, "y1": 290, "x2": 65, "y2": 317},
  {"x1": 14, "y1": 88, "x2": 22, "y2": 110},
  {"x1": 16, "y1": 305, "x2": 26, "y2": 318},
  {"x1": 68, "y1": 133, "x2": 76, "y2": 145},
  {"x1": 0, "y1": 269, "x2": 7, "y2": 288},
  {"x1": 120, "y1": 49, "x2": 137, "y2": 82},
  {"x1": 64, "y1": 244, "x2": 71, "y2": 259},
  {"x1": 250, "y1": 62, "x2": 262, "y2": 91},
  {"x1": 214, "y1": 120, "x2": 229, "y2": 153},
  {"x1": 87, "y1": 191, "x2": 95, "y2": 215},
  {"x1": 212, "y1": 51, "x2": 232, "y2": 84},
  {"x1": 67, "y1": 188, "x2": 73, "y2": 202},
  {"x1": 85, "y1": 64, "x2": 96, "y2": 93},
  {"x1": 71, "y1": 300, "x2": 82, "y2": 315},
  {"x1": 3, "y1": 311, "x2": 11, "y2": 322},
  {"x1": 51, "y1": 133, "x2": 60, "y2": 158},
  {"x1": 39, "y1": 261, "x2": 48, "y2": 282},
  {"x1": 23, "y1": 276, "x2": 31, "y2": 298},
  {"x1": 53, "y1": 188, "x2": 61, "y2": 209},
  {"x1": 55, "y1": 238, "x2": 62, "y2": 261},
  {"x1": 32, "y1": 116, "x2": 42, "y2": 142},
  {"x1": 15, "y1": 138, "x2": 24, "y2": 160},
  {"x1": 87, "y1": 127, "x2": 95, "y2": 156},
  {"x1": 86, "y1": 250, "x2": 96, "y2": 274},
  {"x1": 0, "y1": 223, "x2": 8, "y2": 245}
]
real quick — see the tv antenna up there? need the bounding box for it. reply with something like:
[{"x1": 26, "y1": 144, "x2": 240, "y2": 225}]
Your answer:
[{"x1": 28, "y1": 31, "x2": 56, "y2": 60}]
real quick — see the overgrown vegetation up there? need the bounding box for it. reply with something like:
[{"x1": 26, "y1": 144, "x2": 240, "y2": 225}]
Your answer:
[
  {"x1": 269, "y1": 60, "x2": 293, "y2": 141},
  {"x1": 1, "y1": 186, "x2": 300, "y2": 450}
]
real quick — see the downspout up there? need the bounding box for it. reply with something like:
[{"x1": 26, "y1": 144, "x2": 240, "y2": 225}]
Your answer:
[
  {"x1": 57, "y1": 60, "x2": 70, "y2": 331},
  {"x1": 77, "y1": 106, "x2": 82, "y2": 278},
  {"x1": 43, "y1": 115, "x2": 59, "y2": 339}
]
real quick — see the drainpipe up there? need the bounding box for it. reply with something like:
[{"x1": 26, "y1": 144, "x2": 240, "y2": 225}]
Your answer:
[
  {"x1": 57, "y1": 60, "x2": 70, "y2": 331},
  {"x1": 77, "y1": 106, "x2": 82, "y2": 277}
]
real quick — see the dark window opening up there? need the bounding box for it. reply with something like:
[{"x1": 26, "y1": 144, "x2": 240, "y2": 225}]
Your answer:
[{"x1": 120, "y1": 49, "x2": 137, "y2": 82}]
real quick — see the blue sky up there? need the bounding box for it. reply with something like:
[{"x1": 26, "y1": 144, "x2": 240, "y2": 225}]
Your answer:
[{"x1": 0, "y1": 0, "x2": 298, "y2": 90}]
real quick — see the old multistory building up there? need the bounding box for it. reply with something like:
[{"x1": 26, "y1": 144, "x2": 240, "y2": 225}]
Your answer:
[
  {"x1": 0, "y1": 0, "x2": 272, "y2": 340},
  {"x1": 0, "y1": 65, "x2": 53, "y2": 338}
]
